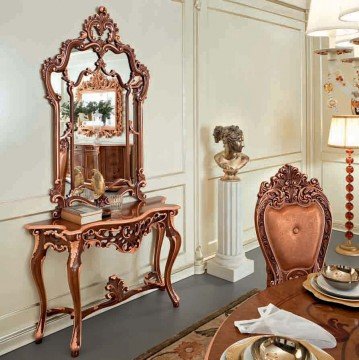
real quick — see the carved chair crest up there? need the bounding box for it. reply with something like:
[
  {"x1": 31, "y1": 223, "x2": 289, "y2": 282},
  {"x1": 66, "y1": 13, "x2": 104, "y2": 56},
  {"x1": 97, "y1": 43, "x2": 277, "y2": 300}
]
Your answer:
[{"x1": 255, "y1": 164, "x2": 332, "y2": 286}]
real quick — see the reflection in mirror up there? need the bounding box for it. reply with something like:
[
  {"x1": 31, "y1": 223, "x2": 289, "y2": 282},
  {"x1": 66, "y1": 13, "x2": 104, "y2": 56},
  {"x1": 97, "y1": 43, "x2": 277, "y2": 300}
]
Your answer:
[
  {"x1": 69, "y1": 69, "x2": 134, "y2": 196},
  {"x1": 43, "y1": 7, "x2": 150, "y2": 215},
  {"x1": 73, "y1": 70, "x2": 123, "y2": 138},
  {"x1": 66, "y1": 49, "x2": 98, "y2": 82},
  {"x1": 50, "y1": 72, "x2": 70, "y2": 137},
  {"x1": 102, "y1": 52, "x2": 131, "y2": 84}
]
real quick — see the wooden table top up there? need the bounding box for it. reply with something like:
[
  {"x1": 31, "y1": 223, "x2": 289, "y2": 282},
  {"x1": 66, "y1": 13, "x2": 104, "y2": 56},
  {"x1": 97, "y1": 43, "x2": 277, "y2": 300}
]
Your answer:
[
  {"x1": 24, "y1": 196, "x2": 180, "y2": 234},
  {"x1": 206, "y1": 277, "x2": 359, "y2": 360}
]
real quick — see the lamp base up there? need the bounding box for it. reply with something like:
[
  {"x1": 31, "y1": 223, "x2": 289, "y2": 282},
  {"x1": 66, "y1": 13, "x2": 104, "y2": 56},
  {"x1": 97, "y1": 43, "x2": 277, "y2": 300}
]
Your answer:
[{"x1": 336, "y1": 243, "x2": 359, "y2": 256}]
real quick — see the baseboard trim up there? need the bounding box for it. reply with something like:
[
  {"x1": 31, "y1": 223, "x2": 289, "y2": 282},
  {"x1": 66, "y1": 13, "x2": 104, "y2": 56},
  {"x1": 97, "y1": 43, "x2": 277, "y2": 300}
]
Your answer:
[
  {"x1": 0, "y1": 265, "x2": 194, "y2": 357},
  {"x1": 333, "y1": 221, "x2": 359, "y2": 235},
  {"x1": 202, "y1": 237, "x2": 260, "y2": 269}
]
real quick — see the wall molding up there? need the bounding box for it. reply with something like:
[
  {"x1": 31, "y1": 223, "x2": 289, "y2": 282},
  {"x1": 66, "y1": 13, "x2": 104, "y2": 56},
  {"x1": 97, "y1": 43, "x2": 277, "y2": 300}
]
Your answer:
[
  {"x1": 208, "y1": 0, "x2": 306, "y2": 28},
  {"x1": 0, "y1": 1, "x2": 196, "y2": 356},
  {"x1": 266, "y1": 0, "x2": 308, "y2": 11}
]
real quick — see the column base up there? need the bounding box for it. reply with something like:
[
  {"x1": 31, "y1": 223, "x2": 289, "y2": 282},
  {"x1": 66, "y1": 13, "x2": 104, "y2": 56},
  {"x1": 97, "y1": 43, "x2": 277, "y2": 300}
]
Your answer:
[{"x1": 207, "y1": 255, "x2": 254, "y2": 282}]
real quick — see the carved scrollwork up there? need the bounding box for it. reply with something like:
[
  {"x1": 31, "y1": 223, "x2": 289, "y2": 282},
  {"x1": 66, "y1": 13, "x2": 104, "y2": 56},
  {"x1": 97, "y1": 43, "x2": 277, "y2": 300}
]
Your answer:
[
  {"x1": 42, "y1": 7, "x2": 150, "y2": 216},
  {"x1": 105, "y1": 275, "x2": 129, "y2": 302},
  {"x1": 144, "y1": 271, "x2": 164, "y2": 287},
  {"x1": 82, "y1": 212, "x2": 167, "y2": 252},
  {"x1": 35, "y1": 229, "x2": 69, "y2": 252},
  {"x1": 82, "y1": 6, "x2": 119, "y2": 45},
  {"x1": 257, "y1": 164, "x2": 323, "y2": 207},
  {"x1": 255, "y1": 164, "x2": 332, "y2": 286}
]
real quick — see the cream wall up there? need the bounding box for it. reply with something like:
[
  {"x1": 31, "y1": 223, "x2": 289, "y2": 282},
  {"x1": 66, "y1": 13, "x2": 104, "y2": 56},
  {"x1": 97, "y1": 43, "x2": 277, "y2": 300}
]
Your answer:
[
  {"x1": 0, "y1": 0, "x2": 195, "y2": 354},
  {"x1": 194, "y1": 0, "x2": 308, "y2": 256},
  {"x1": 0, "y1": 0, "x2": 309, "y2": 355}
]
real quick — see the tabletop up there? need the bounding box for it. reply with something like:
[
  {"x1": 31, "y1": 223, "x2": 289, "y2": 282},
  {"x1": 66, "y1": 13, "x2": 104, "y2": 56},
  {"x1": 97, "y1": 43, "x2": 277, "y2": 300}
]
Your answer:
[
  {"x1": 205, "y1": 277, "x2": 359, "y2": 360},
  {"x1": 24, "y1": 196, "x2": 180, "y2": 234}
]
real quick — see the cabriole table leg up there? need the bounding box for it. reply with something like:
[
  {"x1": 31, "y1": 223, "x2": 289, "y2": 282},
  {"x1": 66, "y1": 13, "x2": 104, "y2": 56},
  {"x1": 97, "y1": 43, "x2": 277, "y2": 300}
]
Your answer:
[
  {"x1": 164, "y1": 213, "x2": 182, "y2": 307},
  {"x1": 154, "y1": 223, "x2": 166, "y2": 289},
  {"x1": 67, "y1": 240, "x2": 83, "y2": 358},
  {"x1": 30, "y1": 231, "x2": 48, "y2": 344}
]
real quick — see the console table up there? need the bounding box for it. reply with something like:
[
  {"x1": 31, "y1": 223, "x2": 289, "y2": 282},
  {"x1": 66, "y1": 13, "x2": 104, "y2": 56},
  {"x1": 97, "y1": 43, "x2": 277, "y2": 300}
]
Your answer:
[
  {"x1": 33, "y1": 7, "x2": 183, "y2": 356},
  {"x1": 25, "y1": 196, "x2": 181, "y2": 357}
]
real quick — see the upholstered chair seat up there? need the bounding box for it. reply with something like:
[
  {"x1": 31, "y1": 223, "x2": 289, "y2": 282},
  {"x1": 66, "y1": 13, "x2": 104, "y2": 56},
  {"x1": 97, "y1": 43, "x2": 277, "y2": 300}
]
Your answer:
[{"x1": 255, "y1": 165, "x2": 332, "y2": 287}]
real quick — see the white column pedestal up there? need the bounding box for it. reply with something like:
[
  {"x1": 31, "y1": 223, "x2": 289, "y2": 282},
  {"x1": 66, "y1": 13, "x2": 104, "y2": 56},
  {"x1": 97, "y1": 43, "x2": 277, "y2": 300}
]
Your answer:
[{"x1": 207, "y1": 179, "x2": 254, "y2": 282}]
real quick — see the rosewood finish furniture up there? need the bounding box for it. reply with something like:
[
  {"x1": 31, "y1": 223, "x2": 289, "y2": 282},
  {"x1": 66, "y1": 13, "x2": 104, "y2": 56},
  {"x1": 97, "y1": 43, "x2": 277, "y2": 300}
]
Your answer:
[
  {"x1": 25, "y1": 7, "x2": 182, "y2": 357},
  {"x1": 254, "y1": 165, "x2": 332, "y2": 287},
  {"x1": 205, "y1": 277, "x2": 359, "y2": 360}
]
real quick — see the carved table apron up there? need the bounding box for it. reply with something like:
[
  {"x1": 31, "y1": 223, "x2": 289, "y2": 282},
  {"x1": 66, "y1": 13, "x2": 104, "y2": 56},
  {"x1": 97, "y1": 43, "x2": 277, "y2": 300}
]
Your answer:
[{"x1": 25, "y1": 197, "x2": 182, "y2": 357}]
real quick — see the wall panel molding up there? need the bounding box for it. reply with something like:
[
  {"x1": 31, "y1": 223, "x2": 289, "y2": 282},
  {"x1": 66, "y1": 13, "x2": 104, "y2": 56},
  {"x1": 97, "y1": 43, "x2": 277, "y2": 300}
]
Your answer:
[
  {"x1": 0, "y1": 0, "x2": 195, "y2": 355},
  {"x1": 208, "y1": 0, "x2": 306, "y2": 28},
  {"x1": 197, "y1": 0, "x2": 307, "y2": 257}
]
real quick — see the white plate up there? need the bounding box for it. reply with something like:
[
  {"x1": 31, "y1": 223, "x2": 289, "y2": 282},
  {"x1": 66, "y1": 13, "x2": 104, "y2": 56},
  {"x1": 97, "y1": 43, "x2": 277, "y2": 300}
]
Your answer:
[
  {"x1": 316, "y1": 275, "x2": 359, "y2": 299},
  {"x1": 311, "y1": 277, "x2": 359, "y2": 303},
  {"x1": 220, "y1": 337, "x2": 318, "y2": 360},
  {"x1": 220, "y1": 338, "x2": 250, "y2": 360}
]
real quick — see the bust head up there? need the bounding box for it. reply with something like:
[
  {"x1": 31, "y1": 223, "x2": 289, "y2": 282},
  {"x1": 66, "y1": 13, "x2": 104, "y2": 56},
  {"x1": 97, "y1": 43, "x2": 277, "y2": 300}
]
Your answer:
[
  {"x1": 213, "y1": 125, "x2": 244, "y2": 156},
  {"x1": 213, "y1": 125, "x2": 248, "y2": 181}
]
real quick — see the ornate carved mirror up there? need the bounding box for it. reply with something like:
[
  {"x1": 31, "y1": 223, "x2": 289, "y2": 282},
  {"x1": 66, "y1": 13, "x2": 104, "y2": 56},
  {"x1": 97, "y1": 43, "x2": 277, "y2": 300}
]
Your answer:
[{"x1": 42, "y1": 6, "x2": 149, "y2": 217}]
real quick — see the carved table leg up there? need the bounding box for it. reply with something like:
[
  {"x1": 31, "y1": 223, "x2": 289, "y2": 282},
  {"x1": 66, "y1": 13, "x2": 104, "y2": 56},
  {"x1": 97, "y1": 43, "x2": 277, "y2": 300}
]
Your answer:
[
  {"x1": 154, "y1": 224, "x2": 165, "y2": 289},
  {"x1": 67, "y1": 240, "x2": 83, "y2": 357},
  {"x1": 164, "y1": 213, "x2": 182, "y2": 307},
  {"x1": 30, "y1": 231, "x2": 48, "y2": 344}
]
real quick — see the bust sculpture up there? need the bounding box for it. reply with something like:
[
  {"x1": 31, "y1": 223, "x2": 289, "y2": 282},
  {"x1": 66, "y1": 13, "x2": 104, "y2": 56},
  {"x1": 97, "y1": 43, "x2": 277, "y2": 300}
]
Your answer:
[{"x1": 213, "y1": 125, "x2": 249, "y2": 181}]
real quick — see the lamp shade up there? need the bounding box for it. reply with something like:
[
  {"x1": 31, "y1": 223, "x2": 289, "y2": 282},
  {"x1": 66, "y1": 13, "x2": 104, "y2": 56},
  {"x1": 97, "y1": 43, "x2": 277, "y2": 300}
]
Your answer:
[
  {"x1": 336, "y1": 33, "x2": 359, "y2": 47},
  {"x1": 307, "y1": 0, "x2": 359, "y2": 37},
  {"x1": 328, "y1": 115, "x2": 359, "y2": 149},
  {"x1": 340, "y1": 0, "x2": 359, "y2": 22}
]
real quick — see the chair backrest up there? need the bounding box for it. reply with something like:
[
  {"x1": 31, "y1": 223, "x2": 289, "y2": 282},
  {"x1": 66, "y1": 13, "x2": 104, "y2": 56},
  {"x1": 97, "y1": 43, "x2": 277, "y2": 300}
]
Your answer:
[{"x1": 254, "y1": 164, "x2": 332, "y2": 287}]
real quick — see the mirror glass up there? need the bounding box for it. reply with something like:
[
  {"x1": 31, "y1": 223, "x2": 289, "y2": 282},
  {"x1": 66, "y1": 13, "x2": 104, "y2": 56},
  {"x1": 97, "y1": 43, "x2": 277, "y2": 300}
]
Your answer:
[
  {"x1": 57, "y1": 48, "x2": 138, "y2": 200},
  {"x1": 103, "y1": 52, "x2": 131, "y2": 83},
  {"x1": 44, "y1": 7, "x2": 150, "y2": 211},
  {"x1": 73, "y1": 70, "x2": 123, "y2": 139}
]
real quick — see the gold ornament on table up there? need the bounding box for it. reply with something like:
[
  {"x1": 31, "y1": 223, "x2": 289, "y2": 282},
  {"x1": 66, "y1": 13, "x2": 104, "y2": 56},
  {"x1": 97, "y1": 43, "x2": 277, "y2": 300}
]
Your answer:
[
  {"x1": 91, "y1": 169, "x2": 109, "y2": 207},
  {"x1": 91, "y1": 169, "x2": 106, "y2": 199},
  {"x1": 213, "y1": 125, "x2": 249, "y2": 181},
  {"x1": 73, "y1": 166, "x2": 85, "y2": 195}
]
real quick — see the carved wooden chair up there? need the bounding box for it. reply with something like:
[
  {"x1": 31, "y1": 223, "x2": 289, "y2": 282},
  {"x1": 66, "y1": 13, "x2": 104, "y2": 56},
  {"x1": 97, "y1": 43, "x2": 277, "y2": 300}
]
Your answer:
[{"x1": 254, "y1": 164, "x2": 332, "y2": 287}]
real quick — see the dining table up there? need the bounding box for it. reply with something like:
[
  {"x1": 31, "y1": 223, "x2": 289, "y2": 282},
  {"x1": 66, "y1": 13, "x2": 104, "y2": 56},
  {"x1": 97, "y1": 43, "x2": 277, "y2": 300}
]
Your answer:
[{"x1": 205, "y1": 277, "x2": 359, "y2": 360}]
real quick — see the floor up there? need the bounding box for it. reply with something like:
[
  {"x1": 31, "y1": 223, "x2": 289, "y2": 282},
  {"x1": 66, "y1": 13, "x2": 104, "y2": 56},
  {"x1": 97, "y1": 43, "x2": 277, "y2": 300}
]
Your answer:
[{"x1": 2, "y1": 231, "x2": 357, "y2": 360}]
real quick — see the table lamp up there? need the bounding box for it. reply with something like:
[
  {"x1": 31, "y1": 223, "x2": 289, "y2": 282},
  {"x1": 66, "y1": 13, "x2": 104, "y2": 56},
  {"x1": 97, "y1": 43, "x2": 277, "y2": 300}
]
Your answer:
[{"x1": 328, "y1": 115, "x2": 359, "y2": 256}]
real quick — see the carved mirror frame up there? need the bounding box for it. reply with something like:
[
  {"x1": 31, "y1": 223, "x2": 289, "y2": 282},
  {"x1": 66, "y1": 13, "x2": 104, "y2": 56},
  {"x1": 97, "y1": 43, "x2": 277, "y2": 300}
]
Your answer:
[
  {"x1": 76, "y1": 69, "x2": 124, "y2": 138},
  {"x1": 42, "y1": 6, "x2": 149, "y2": 218}
]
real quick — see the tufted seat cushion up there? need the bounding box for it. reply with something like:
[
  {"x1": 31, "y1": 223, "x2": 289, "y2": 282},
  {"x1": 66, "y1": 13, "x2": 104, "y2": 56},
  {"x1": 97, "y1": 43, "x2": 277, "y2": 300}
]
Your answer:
[{"x1": 264, "y1": 203, "x2": 325, "y2": 272}]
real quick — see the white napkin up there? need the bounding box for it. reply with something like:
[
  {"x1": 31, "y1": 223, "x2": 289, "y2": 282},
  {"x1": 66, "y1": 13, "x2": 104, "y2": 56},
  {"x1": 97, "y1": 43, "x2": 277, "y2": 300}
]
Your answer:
[{"x1": 234, "y1": 304, "x2": 337, "y2": 349}]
